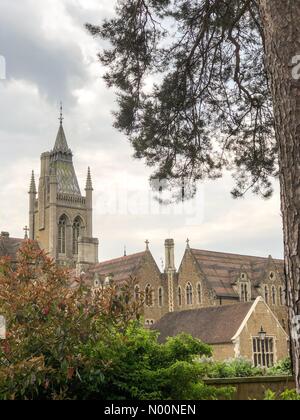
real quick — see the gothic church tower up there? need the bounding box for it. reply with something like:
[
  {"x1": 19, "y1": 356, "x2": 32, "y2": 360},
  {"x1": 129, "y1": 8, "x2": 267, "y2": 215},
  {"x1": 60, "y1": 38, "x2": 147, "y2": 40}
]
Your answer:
[{"x1": 28, "y1": 106, "x2": 99, "y2": 269}]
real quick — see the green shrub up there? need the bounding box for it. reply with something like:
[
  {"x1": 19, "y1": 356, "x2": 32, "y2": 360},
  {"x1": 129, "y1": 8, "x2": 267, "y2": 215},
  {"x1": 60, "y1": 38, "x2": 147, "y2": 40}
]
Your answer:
[
  {"x1": 266, "y1": 358, "x2": 292, "y2": 376},
  {"x1": 202, "y1": 358, "x2": 264, "y2": 379},
  {"x1": 201, "y1": 357, "x2": 292, "y2": 379},
  {"x1": 264, "y1": 389, "x2": 300, "y2": 401},
  {"x1": 0, "y1": 243, "x2": 234, "y2": 400}
]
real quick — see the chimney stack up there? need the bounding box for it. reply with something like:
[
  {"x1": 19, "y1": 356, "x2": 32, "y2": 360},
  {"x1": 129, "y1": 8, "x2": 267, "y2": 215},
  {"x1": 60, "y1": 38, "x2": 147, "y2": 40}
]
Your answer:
[{"x1": 165, "y1": 239, "x2": 175, "y2": 272}]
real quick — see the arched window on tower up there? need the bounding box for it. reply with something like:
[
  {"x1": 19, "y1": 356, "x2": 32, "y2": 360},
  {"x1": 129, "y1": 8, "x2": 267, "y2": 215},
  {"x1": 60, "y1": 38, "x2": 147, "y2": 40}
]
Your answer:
[
  {"x1": 186, "y1": 283, "x2": 193, "y2": 305},
  {"x1": 58, "y1": 215, "x2": 67, "y2": 255},
  {"x1": 72, "y1": 217, "x2": 82, "y2": 255}
]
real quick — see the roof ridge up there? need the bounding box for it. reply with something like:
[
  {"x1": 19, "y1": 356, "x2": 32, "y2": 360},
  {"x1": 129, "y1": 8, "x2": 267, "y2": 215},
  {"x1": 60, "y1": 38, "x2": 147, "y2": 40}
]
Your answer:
[
  {"x1": 190, "y1": 248, "x2": 283, "y2": 262},
  {"x1": 94, "y1": 251, "x2": 147, "y2": 268},
  {"x1": 165, "y1": 301, "x2": 253, "y2": 316}
]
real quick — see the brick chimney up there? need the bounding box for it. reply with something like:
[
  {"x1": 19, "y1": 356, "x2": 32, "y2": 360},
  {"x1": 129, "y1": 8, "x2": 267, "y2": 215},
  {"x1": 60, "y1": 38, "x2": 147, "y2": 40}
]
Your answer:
[
  {"x1": 165, "y1": 238, "x2": 175, "y2": 272},
  {"x1": 165, "y1": 239, "x2": 176, "y2": 313}
]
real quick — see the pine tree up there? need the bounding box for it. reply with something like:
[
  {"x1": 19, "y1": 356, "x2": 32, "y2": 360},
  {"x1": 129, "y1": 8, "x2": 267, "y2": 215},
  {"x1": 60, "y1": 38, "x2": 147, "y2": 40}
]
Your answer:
[{"x1": 87, "y1": 0, "x2": 300, "y2": 391}]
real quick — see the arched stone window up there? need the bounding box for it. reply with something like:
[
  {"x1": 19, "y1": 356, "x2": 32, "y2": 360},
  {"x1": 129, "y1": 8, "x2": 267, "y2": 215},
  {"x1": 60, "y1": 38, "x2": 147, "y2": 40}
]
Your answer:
[
  {"x1": 145, "y1": 284, "x2": 153, "y2": 307},
  {"x1": 134, "y1": 285, "x2": 140, "y2": 301},
  {"x1": 240, "y1": 283, "x2": 250, "y2": 302},
  {"x1": 241, "y1": 284, "x2": 245, "y2": 302},
  {"x1": 72, "y1": 216, "x2": 83, "y2": 255},
  {"x1": 197, "y1": 283, "x2": 202, "y2": 304},
  {"x1": 178, "y1": 286, "x2": 182, "y2": 306},
  {"x1": 264, "y1": 286, "x2": 269, "y2": 304},
  {"x1": 245, "y1": 284, "x2": 249, "y2": 302},
  {"x1": 279, "y1": 287, "x2": 285, "y2": 306},
  {"x1": 58, "y1": 215, "x2": 68, "y2": 254},
  {"x1": 158, "y1": 287, "x2": 163, "y2": 307},
  {"x1": 272, "y1": 286, "x2": 277, "y2": 305},
  {"x1": 186, "y1": 283, "x2": 193, "y2": 305}
]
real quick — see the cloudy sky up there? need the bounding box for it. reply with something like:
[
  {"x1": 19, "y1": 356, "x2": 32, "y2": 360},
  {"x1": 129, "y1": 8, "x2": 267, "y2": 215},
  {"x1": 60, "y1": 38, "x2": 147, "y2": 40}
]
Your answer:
[{"x1": 0, "y1": 0, "x2": 283, "y2": 267}]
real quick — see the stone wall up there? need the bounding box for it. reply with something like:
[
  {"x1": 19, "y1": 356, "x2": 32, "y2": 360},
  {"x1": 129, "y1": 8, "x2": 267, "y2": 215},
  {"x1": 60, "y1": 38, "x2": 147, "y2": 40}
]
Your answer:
[
  {"x1": 204, "y1": 376, "x2": 295, "y2": 400},
  {"x1": 212, "y1": 343, "x2": 235, "y2": 361}
]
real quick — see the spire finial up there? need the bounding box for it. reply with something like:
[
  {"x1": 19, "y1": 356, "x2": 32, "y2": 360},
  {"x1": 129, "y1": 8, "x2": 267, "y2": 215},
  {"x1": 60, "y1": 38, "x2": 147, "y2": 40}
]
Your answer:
[
  {"x1": 145, "y1": 239, "x2": 150, "y2": 251},
  {"x1": 59, "y1": 101, "x2": 64, "y2": 125},
  {"x1": 124, "y1": 245, "x2": 127, "y2": 257},
  {"x1": 186, "y1": 238, "x2": 190, "y2": 249}
]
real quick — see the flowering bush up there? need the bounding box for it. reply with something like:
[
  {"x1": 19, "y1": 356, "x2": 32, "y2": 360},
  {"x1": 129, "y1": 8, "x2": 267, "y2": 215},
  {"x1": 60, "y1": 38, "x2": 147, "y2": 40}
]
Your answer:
[{"x1": 0, "y1": 242, "x2": 233, "y2": 400}]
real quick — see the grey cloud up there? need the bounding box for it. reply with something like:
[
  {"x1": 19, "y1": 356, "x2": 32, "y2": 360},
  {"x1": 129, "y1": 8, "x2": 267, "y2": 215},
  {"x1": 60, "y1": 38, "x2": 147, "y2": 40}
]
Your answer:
[{"x1": 0, "y1": 0, "x2": 88, "y2": 105}]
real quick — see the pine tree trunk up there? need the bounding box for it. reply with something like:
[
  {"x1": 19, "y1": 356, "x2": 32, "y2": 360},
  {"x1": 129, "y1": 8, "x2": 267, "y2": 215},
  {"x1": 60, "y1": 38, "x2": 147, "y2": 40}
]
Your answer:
[{"x1": 259, "y1": 0, "x2": 300, "y2": 391}]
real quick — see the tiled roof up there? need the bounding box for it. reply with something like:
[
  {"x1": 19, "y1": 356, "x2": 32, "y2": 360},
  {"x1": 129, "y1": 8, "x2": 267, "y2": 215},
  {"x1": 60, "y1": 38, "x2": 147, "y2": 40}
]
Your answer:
[
  {"x1": 190, "y1": 249, "x2": 284, "y2": 299},
  {"x1": 88, "y1": 251, "x2": 148, "y2": 283},
  {"x1": 50, "y1": 123, "x2": 81, "y2": 196},
  {"x1": 0, "y1": 236, "x2": 24, "y2": 261},
  {"x1": 153, "y1": 302, "x2": 254, "y2": 344}
]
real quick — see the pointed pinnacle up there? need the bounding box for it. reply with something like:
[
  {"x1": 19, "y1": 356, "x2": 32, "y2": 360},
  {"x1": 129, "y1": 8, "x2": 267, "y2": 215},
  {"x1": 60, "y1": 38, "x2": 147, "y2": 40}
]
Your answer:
[
  {"x1": 29, "y1": 170, "x2": 37, "y2": 194},
  {"x1": 85, "y1": 167, "x2": 93, "y2": 190}
]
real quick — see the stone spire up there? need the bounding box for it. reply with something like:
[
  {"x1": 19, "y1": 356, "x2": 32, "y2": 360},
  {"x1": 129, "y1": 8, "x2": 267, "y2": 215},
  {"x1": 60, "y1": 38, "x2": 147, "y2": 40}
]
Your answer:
[
  {"x1": 52, "y1": 103, "x2": 71, "y2": 154},
  {"x1": 29, "y1": 170, "x2": 37, "y2": 194},
  {"x1": 85, "y1": 167, "x2": 93, "y2": 191}
]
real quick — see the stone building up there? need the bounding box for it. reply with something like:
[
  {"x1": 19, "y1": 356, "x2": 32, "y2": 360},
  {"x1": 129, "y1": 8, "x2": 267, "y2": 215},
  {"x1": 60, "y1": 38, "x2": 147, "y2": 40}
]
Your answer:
[
  {"x1": 153, "y1": 297, "x2": 289, "y2": 364},
  {"x1": 174, "y1": 244, "x2": 288, "y2": 330},
  {"x1": 0, "y1": 231, "x2": 25, "y2": 263},
  {"x1": 86, "y1": 238, "x2": 288, "y2": 335},
  {"x1": 0, "y1": 108, "x2": 289, "y2": 365},
  {"x1": 87, "y1": 246, "x2": 169, "y2": 325},
  {"x1": 28, "y1": 107, "x2": 99, "y2": 270}
]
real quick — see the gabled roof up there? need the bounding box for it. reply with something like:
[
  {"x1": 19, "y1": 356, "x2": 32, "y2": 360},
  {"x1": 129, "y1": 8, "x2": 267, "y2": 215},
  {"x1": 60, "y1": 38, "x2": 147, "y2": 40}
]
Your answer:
[
  {"x1": 0, "y1": 235, "x2": 24, "y2": 261},
  {"x1": 88, "y1": 251, "x2": 149, "y2": 283},
  {"x1": 153, "y1": 301, "x2": 254, "y2": 344},
  {"x1": 189, "y1": 249, "x2": 284, "y2": 299}
]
